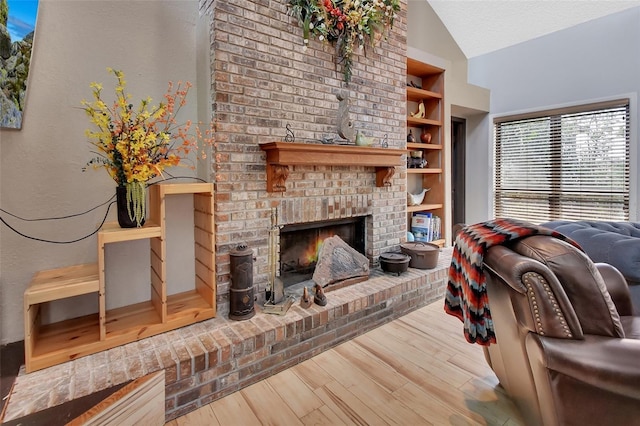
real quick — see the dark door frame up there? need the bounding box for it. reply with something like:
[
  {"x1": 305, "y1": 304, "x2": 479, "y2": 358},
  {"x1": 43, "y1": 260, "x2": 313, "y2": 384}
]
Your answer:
[{"x1": 451, "y1": 117, "x2": 466, "y2": 226}]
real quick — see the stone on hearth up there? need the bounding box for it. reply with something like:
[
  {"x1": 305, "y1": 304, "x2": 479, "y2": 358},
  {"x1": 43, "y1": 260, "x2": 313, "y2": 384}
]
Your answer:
[{"x1": 313, "y1": 235, "x2": 369, "y2": 287}]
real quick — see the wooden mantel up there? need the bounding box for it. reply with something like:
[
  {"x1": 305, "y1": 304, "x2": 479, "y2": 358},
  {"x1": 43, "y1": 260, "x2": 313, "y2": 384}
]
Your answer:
[{"x1": 259, "y1": 142, "x2": 406, "y2": 192}]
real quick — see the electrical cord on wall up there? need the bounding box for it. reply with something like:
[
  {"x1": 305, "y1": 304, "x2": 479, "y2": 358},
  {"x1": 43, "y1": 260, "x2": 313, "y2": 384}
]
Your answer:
[
  {"x1": 0, "y1": 176, "x2": 210, "y2": 244},
  {"x1": 146, "y1": 175, "x2": 208, "y2": 186},
  {"x1": 0, "y1": 200, "x2": 115, "y2": 244},
  {"x1": 0, "y1": 194, "x2": 116, "y2": 222}
]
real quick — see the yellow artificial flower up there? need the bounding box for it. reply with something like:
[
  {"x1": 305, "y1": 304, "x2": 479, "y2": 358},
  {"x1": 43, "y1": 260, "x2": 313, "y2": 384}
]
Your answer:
[{"x1": 83, "y1": 68, "x2": 216, "y2": 190}]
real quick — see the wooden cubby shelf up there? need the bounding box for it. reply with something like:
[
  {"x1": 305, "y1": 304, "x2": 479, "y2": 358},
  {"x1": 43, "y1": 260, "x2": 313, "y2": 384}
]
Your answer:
[
  {"x1": 24, "y1": 182, "x2": 216, "y2": 373},
  {"x1": 407, "y1": 168, "x2": 443, "y2": 174},
  {"x1": 406, "y1": 86, "x2": 442, "y2": 102},
  {"x1": 407, "y1": 142, "x2": 442, "y2": 150},
  {"x1": 407, "y1": 117, "x2": 443, "y2": 127},
  {"x1": 407, "y1": 203, "x2": 444, "y2": 213}
]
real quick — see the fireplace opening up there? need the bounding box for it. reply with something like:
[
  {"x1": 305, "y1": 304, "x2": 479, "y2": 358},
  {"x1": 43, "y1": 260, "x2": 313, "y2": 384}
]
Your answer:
[{"x1": 280, "y1": 217, "x2": 366, "y2": 286}]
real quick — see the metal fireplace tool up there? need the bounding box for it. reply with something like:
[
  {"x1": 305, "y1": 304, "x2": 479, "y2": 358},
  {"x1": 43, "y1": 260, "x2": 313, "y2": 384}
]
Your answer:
[{"x1": 263, "y1": 207, "x2": 294, "y2": 315}]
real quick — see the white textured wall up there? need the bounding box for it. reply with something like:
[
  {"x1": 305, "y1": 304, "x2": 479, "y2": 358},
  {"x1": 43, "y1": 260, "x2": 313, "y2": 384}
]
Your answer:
[
  {"x1": 0, "y1": 0, "x2": 201, "y2": 344},
  {"x1": 407, "y1": 0, "x2": 489, "y2": 114},
  {"x1": 428, "y1": 0, "x2": 640, "y2": 58},
  {"x1": 467, "y1": 6, "x2": 640, "y2": 224}
]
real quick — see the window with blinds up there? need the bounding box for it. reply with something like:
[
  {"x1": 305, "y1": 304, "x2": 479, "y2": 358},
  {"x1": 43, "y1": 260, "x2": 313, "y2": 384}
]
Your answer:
[{"x1": 494, "y1": 100, "x2": 630, "y2": 223}]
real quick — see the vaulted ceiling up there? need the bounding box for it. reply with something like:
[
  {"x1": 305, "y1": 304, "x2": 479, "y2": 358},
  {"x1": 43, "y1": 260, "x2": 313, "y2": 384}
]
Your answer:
[{"x1": 427, "y1": 0, "x2": 640, "y2": 58}]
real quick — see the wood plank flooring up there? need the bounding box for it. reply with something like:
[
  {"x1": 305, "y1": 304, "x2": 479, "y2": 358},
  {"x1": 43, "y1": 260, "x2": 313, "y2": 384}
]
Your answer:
[{"x1": 166, "y1": 299, "x2": 525, "y2": 426}]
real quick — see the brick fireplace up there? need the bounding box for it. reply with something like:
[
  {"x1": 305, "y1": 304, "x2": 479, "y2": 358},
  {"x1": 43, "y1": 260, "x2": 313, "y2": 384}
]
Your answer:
[{"x1": 205, "y1": 0, "x2": 409, "y2": 319}]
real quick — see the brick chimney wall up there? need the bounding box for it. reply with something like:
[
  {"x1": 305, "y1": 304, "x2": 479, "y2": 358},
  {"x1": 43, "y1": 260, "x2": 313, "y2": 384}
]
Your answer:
[{"x1": 199, "y1": 0, "x2": 408, "y2": 315}]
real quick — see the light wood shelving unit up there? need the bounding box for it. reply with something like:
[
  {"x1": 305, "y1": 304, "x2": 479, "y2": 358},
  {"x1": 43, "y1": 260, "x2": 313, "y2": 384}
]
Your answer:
[
  {"x1": 24, "y1": 183, "x2": 216, "y2": 372},
  {"x1": 406, "y1": 58, "x2": 446, "y2": 246}
]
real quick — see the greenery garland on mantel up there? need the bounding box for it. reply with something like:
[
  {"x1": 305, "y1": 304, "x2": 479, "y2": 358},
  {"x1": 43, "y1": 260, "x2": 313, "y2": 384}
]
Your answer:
[{"x1": 288, "y1": 0, "x2": 400, "y2": 84}]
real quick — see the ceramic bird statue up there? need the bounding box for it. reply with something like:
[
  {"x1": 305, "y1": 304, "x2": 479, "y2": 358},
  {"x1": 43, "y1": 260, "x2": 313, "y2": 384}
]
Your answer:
[
  {"x1": 407, "y1": 188, "x2": 430, "y2": 206},
  {"x1": 410, "y1": 100, "x2": 425, "y2": 119},
  {"x1": 355, "y1": 130, "x2": 375, "y2": 146}
]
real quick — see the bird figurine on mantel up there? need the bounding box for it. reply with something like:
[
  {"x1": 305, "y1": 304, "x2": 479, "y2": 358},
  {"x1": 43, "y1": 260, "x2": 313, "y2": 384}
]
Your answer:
[
  {"x1": 355, "y1": 130, "x2": 375, "y2": 146},
  {"x1": 410, "y1": 100, "x2": 425, "y2": 119}
]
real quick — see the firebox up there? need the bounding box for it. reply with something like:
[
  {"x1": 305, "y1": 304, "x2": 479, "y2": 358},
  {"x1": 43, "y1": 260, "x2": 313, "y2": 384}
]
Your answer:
[{"x1": 279, "y1": 217, "x2": 366, "y2": 286}]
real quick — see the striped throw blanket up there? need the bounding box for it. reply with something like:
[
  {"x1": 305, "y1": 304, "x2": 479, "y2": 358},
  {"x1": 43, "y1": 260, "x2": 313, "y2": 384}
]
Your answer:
[{"x1": 444, "y1": 218, "x2": 580, "y2": 345}]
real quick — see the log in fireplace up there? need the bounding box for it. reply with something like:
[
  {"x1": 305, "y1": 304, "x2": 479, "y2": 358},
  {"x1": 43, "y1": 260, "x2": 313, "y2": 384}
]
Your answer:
[{"x1": 279, "y1": 217, "x2": 366, "y2": 286}]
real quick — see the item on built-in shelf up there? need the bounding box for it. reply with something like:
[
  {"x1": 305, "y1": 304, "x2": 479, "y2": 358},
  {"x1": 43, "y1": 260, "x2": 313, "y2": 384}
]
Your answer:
[
  {"x1": 407, "y1": 131, "x2": 416, "y2": 143},
  {"x1": 409, "y1": 80, "x2": 422, "y2": 89},
  {"x1": 420, "y1": 130, "x2": 432, "y2": 144},
  {"x1": 410, "y1": 100, "x2": 425, "y2": 119},
  {"x1": 407, "y1": 152, "x2": 427, "y2": 168},
  {"x1": 411, "y1": 213, "x2": 441, "y2": 242},
  {"x1": 407, "y1": 188, "x2": 430, "y2": 206},
  {"x1": 379, "y1": 252, "x2": 410, "y2": 276},
  {"x1": 400, "y1": 241, "x2": 440, "y2": 269},
  {"x1": 407, "y1": 231, "x2": 415, "y2": 242}
]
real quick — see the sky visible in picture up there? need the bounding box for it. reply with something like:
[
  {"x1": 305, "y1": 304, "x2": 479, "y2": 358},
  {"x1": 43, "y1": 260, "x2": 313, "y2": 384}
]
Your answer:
[{"x1": 6, "y1": 0, "x2": 38, "y2": 41}]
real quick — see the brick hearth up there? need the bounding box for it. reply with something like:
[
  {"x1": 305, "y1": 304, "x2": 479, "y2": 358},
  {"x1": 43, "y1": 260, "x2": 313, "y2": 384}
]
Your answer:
[{"x1": 2, "y1": 249, "x2": 451, "y2": 423}]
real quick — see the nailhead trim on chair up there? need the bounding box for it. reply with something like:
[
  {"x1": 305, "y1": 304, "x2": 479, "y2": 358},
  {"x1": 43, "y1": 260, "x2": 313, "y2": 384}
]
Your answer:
[{"x1": 524, "y1": 272, "x2": 573, "y2": 338}]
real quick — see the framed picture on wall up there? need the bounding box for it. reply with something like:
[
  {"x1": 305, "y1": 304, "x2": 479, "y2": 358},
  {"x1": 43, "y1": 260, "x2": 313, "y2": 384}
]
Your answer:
[{"x1": 1, "y1": 0, "x2": 39, "y2": 129}]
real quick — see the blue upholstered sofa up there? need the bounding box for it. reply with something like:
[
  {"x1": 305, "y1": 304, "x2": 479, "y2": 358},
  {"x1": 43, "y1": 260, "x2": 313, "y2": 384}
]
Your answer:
[{"x1": 541, "y1": 220, "x2": 640, "y2": 313}]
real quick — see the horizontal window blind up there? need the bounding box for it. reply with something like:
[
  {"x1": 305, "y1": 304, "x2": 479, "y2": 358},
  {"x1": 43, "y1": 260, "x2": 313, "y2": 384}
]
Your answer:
[{"x1": 494, "y1": 100, "x2": 630, "y2": 224}]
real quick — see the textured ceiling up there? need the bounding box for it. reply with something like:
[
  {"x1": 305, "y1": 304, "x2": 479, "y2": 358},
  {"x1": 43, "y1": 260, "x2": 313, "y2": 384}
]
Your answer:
[{"x1": 427, "y1": 0, "x2": 640, "y2": 58}]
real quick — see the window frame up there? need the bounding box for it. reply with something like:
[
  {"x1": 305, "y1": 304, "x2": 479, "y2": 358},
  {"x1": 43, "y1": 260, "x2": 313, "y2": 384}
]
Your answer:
[{"x1": 491, "y1": 98, "x2": 636, "y2": 223}]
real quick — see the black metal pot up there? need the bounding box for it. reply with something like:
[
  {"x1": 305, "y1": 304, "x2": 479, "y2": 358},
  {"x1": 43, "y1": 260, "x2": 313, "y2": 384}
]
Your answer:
[{"x1": 379, "y1": 252, "x2": 410, "y2": 276}]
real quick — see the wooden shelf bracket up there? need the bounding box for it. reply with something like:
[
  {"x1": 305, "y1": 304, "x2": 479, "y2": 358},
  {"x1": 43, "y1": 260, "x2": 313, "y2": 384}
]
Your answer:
[{"x1": 376, "y1": 167, "x2": 395, "y2": 187}]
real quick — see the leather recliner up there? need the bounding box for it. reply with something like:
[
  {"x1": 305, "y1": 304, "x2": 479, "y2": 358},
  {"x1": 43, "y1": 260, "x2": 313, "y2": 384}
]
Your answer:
[{"x1": 481, "y1": 235, "x2": 640, "y2": 426}]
